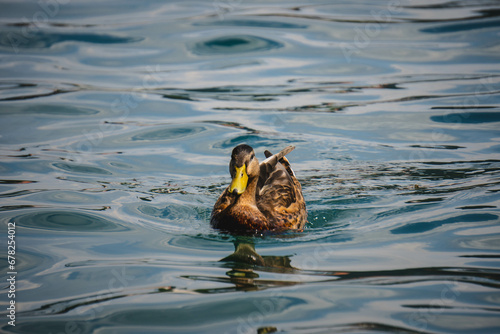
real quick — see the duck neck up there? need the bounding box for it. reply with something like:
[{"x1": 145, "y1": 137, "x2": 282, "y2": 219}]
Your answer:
[{"x1": 238, "y1": 175, "x2": 258, "y2": 205}]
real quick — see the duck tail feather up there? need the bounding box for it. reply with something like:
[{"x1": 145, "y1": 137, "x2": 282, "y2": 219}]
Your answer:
[
  {"x1": 262, "y1": 146, "x2": 294, "y2": 166},
  {"x1": 276, "y1": 145, "x2": 295, "y2": 160}
]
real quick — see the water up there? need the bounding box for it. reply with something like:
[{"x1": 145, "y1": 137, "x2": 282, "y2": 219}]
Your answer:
[{"x1": 1, "y1": 0, "x2": 500, "y2": 333}]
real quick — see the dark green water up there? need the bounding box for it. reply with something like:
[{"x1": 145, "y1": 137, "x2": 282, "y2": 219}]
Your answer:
[{"x1": 1, "y1": 1, "x2": 500, "y2": 333}]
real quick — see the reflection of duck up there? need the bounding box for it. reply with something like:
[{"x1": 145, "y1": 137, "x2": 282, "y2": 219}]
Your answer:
[
  {"x1": 210, "y1": 144, "x2": 307, "y2": 234},
  {"x1": 220, "y1": 241, "x2": 296, "y2": 293},
  {"x1": 221, "y1": 242, "x2": 293, "y2": 269}
]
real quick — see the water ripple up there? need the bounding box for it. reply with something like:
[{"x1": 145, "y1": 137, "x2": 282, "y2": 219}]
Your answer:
[
  {"x1": 192, "y1": 34, "x2": 283, "y2": 55},
  {"x1": 14, "y1": 210, "x2": 129, "y2": 232},
  {"x1": 0, "y1": 31, "x2": 142, "y2": 49},
  {"x1": 2, "y1": 1, "x2": 500, "y2": 333}
]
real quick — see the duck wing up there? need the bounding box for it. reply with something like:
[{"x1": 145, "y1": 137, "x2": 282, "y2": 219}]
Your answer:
[
  {"x1": 257, "y1": 146, "x2": 306, "y2": 228},
  {"x1": 258, "y1": 145, "x2": 295, "y2": 186},
  {"x1": 264, "y1": 149, "x2": 296, "y2": 177}
]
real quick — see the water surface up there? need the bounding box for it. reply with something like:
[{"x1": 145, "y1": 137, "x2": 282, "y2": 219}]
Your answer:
[{"x1": 1, "y1": 0, "x2": 500, "y2": 333}]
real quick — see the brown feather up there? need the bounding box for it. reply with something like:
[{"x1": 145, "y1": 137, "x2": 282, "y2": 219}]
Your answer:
[{"x1": 211, "y1": 145, "x2": 307, "y2": 234}]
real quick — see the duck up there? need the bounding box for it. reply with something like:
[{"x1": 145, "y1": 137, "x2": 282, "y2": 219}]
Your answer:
[{"x1": 210, "y1": 144, "x2": 307, "y2": 234}]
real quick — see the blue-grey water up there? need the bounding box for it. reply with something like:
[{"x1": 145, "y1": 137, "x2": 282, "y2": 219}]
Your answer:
[{"x1": 1, "y1": 1, "x2": 500, "y2": 333}]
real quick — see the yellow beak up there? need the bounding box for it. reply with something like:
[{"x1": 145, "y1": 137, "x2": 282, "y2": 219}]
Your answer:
[{"x1": 229, "y1": 165, "x2": 248, "y2": 195}]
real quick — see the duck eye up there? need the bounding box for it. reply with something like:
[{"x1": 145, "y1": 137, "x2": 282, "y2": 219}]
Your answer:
[{"x1": 250, "y1": 153, "x2": 255, "y2": 160}]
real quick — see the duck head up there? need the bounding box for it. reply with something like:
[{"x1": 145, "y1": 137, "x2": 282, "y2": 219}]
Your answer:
[{"x1": 229, "y1": 144, "x2": 259, "y2": 195}]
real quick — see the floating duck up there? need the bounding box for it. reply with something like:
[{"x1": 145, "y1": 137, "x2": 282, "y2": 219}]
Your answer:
[{"x1": 211, "y1": 144, "x2": 307, "y2": 233}]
